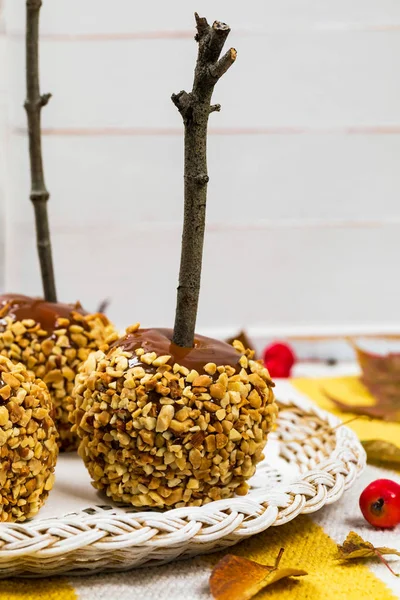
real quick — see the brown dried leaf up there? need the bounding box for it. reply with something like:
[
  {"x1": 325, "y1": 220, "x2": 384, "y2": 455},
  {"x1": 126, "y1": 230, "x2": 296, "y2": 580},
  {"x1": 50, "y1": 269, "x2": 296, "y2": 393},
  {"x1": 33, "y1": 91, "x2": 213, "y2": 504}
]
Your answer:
[
  {"x1": 209, "y1": 549, "x2": 307, "y2": 600},
  {"x1": 225, "y1": 331, "x2": 257, "y2": 357},
  {"x1": 97, "y1": 298, "x2": 110, "y2": 314},
  {"x1": 361, "y1": 440, "x2": 400, "y2": 467},
  {"x1": 338, "y1": 531, "x2": 400, "y2": 576},
  {"x1": 326, "y1": 345, "x2": 400, "y2": 422}
]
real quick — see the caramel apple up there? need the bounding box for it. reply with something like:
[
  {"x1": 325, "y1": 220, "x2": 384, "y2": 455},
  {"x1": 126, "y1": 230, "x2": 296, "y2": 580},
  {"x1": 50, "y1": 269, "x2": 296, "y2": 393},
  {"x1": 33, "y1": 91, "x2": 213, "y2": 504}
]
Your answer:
[
  {"x1": 71, "y1": 326, "x2": 277, "y2": 507},
  {"x1": 0, "y1": 294, "x2": 115, "y2": 451},
  {"x1": 72, "y1": 15, "x2": 277, "y2": 509},
  {"x1": 0, "y1": 355, "x2": 58, "y2": 521}
]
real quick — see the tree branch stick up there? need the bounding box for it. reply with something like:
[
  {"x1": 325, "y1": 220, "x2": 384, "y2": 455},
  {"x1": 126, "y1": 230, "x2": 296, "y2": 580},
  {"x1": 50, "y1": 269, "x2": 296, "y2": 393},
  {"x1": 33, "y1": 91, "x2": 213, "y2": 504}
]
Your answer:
[
  {"x1": 172, "y1": 13, "x2": 236, "y2": 347},
  {"x1": 25, "y1": 0, "x2": 57, "y2": 302},
  {"x1": 210, "y1": 48, "x2": 238, "y2": 80}
]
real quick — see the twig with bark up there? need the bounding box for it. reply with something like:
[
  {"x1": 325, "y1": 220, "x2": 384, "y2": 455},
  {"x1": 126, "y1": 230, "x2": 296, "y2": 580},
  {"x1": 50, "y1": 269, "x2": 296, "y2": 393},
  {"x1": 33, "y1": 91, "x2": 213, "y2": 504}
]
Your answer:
[
  {"x1": 172, "y1": 13, "x2": 236, "y2": 347},
  {"x1": 25, "y1": 0, "x2": 57, "y2": 302}
]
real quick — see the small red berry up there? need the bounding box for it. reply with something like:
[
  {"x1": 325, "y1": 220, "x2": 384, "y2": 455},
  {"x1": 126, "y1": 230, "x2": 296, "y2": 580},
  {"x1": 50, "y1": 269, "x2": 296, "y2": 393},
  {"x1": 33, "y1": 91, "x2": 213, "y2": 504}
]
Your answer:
[
  {"x1": 263, "y1": 342, "x2": 296, "y2": 378},
  {"x1": 359, "y1": 479, "x2": 400, "y2": 528},
  {"x1": 263, "y1": 359, "x2": 290, "y2": 378}
]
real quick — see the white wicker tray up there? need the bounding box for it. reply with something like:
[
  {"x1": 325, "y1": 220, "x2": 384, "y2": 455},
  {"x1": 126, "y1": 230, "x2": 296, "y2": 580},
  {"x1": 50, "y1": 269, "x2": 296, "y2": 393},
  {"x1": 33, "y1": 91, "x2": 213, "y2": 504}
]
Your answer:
[{"x1": 0, "y1": 382, "x2": 365, "y2": 577}]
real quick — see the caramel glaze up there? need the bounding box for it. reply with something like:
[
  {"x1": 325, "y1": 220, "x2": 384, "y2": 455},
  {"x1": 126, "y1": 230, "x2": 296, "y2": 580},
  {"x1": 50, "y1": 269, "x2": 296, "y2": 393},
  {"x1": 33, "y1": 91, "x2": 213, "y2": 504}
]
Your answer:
[
  {"x1": 114, "y1": 328, "x2": 242, "y2": 373},
  {"x1": 0, "y1": 294, "x2": 87, "y2": 335}
]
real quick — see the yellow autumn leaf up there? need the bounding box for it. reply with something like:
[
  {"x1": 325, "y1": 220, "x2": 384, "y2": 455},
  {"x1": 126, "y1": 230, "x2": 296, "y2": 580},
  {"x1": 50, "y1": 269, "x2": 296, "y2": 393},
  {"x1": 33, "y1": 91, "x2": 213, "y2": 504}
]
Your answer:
[
  {"x1": 338, "y1": 531, "x2": 400, "y2": 576},
  {"x1": 361, "y1": 440, "x2": 400, "y2": 466}
]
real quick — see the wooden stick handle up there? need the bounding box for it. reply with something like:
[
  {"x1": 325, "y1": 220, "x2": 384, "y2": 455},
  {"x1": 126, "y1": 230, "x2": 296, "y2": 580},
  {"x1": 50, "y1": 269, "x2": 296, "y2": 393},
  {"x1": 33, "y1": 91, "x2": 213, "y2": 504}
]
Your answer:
[
  {"x1": 25, "y1": 0, "x2": 57, "y2": 302},
  {"x1": 172, "y1": 14, "x2": 236, "y2": 347}
]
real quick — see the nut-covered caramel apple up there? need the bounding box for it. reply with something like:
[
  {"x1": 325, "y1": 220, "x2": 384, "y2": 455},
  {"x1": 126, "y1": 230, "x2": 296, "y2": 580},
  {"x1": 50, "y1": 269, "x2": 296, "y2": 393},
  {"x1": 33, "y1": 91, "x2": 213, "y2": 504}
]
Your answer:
[
  {"x1": 71, "y1": 325, "x2": 277, "y2": 508},
  {"x1": 0, "y1": 294, "x2": 115, "y2": 451},
  {"x1": 72, "y1": 14, "x2": 276, "y2": 510},
  {"x1": 0, "y1": 355, "x2": 58, "y2": 521}
]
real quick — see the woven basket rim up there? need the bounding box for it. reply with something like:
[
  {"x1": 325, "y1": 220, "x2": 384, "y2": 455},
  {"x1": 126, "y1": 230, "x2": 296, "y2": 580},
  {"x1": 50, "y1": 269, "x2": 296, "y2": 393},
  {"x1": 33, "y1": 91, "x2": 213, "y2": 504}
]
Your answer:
[{"x1": 0, "y1": 385, "x2": 366, "y2": 577}]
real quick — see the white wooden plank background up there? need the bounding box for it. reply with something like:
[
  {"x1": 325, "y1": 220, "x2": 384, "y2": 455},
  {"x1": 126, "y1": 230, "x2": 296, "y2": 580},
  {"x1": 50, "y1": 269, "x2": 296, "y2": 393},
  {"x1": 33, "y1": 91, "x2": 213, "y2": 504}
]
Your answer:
[
  {"x1": 1, "y1": 0, "x2": 400, "y2": 351},
  {"x1": 6, "y1": 33, "x2": 400, "y2": 129},
  {"x1": 0, "y1": 1, "x2": 7, "y2": 290}
]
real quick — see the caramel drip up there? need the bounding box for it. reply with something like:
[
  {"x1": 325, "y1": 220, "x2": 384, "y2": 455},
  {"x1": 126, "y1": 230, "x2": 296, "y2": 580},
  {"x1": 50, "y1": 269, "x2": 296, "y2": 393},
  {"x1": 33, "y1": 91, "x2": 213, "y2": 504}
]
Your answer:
[
  {"x1": 0, "y1": 294, "x2": 87, "y2": 334},
  {"x1": 115, "y1": 328, "x2": 242, "y2": 372}
]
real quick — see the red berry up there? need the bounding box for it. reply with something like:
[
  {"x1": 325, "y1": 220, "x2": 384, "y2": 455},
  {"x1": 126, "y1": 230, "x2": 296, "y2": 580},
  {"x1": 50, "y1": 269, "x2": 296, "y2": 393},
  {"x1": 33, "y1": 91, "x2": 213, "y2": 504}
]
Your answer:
[
  {"x1": 263, "y1": 342, "x2": 296, "y2": 378},
  {"x1": 264, "y1": 359, "x2": 291, "y2": 378},
  {"x1": 359, "y1": 479, "x2": 400, "y2": 528}
]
